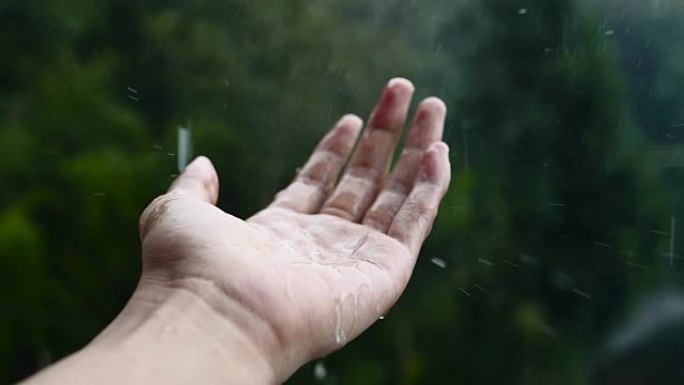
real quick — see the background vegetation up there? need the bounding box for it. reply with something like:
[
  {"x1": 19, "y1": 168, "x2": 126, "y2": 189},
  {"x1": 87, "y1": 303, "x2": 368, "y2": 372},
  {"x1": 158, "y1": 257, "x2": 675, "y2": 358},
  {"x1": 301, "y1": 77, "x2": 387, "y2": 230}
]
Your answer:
[{"x1": 2, "y1": 0, "x2": 684, "y2": 383}]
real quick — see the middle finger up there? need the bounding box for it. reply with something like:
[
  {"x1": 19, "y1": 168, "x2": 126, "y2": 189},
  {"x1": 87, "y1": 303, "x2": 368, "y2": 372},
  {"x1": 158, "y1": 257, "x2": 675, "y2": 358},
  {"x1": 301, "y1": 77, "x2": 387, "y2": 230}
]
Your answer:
[{"x1": 321, "y1": 78, "x2": 415, "y2": 221}]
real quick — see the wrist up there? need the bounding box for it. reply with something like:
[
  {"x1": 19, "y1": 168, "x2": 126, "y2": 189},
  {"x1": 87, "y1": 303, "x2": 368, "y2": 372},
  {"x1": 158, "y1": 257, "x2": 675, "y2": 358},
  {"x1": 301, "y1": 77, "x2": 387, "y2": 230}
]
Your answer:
[{"x1": 87, "y1": 277, "x2": 280, "y2": 385}]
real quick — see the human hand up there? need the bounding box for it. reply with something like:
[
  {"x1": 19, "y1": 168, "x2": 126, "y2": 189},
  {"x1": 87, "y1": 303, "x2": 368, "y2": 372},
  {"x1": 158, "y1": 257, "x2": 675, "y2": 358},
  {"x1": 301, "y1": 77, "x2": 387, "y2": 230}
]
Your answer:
[{"x1": 129, "y1": 78, "x2": 450, "y2": 383}]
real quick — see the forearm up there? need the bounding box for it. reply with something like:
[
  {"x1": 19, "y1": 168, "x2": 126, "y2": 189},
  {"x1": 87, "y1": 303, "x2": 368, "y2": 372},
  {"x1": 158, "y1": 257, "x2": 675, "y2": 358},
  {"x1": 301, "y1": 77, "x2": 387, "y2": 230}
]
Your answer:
[
  {"x1": 21, "y1": 281, "x2": 277, "y2": 385},
  {"x1": 19, "y1": 78, "x2": 449, "y2": 385}
]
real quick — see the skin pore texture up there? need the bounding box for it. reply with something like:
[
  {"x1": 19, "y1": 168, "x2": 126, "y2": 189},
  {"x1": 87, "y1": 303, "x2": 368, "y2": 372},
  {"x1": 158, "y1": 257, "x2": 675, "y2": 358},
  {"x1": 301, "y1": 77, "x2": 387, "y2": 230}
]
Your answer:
[{"x1": 21, "y1": 78, "x2": 451, "y2": 385}]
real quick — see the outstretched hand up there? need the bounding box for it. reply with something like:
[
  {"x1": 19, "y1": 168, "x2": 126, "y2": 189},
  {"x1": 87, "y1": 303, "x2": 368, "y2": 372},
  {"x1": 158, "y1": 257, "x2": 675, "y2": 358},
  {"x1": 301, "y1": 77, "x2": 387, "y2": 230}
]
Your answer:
[{"x1": 133, "y1": 78, "x2": 450, "y2": 382}]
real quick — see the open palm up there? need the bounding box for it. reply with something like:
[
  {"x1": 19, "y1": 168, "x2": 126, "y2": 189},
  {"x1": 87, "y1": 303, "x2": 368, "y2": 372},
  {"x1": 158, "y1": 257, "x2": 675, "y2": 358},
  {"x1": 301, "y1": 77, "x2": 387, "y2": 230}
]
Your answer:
[{"x1": 137, "y1": 79, "x2": 450, "y2": 378}]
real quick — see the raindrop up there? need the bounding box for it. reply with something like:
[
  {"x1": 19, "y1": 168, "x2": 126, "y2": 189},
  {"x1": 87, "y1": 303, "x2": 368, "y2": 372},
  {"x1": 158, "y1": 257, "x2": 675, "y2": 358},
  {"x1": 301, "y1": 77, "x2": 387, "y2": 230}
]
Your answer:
[
  {"x1": 669, "y1": 216, "x2": 676, "y2": 267},
  {"x1": 573, "y1": 289, "x2": 592, "y2": 300},
  {"x1": 431, "y1": 258, "x2": 447, "y2": 269},
  {"x1": 504, "y1": 260, "x2": 520, "y2": 268},
  {"x1": 518, "y1": 8, "x2": 528, "y2": 15},
  {"x1": 626, "y1": 262, "x2": 650, "y2": 271},
  {"x1": 178, "y1": 122, "x2": 193, "y2": 173},
  {"x1": 650, "y1": 230, "x2": 669, "y2": 236},
  {"x1": 314, "y1": 361, "x2": 327, "y2": 381},
  {"x1": 593, "y1": 241, "x2": 614, "y2": 248}
]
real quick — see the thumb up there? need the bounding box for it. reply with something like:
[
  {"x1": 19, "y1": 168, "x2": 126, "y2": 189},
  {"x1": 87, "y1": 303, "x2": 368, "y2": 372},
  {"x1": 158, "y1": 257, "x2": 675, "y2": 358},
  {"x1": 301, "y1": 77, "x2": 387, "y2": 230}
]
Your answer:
[
  {"x1": 167, "y1": 156, "x2": 220, "y2": 205},
  {"x1": 139, "y1": 156, "x2": 219, "y2": 240}
]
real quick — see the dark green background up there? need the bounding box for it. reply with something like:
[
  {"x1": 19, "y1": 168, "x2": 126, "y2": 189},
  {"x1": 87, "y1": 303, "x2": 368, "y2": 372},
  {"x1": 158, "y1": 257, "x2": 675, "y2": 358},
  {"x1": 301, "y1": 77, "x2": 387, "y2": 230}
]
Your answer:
[{"x1": 2, "y1": 0, "x2": 684, "y2": 383}]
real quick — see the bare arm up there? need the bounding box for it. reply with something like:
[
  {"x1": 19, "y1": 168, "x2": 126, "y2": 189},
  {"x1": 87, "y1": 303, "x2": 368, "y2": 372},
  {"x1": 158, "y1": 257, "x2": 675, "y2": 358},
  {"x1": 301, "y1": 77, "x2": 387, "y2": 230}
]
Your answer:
[{"x1": 21, "y1": 78, "x2": 451, "y2": 384}]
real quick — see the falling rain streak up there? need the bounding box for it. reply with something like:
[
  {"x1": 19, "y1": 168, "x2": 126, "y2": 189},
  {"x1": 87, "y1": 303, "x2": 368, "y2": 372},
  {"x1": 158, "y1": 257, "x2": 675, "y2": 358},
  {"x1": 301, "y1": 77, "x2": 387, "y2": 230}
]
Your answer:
[
  {"x1": 5, "y1": 1, "x2": 684, "y2": 384},
  {"x1": 573, "y1": 289, "x2": 592, "y2": 300},
  {"x1": 313, "y1": 361, "x2": 327, "y2": 382},
  {"x1": 670, "y1": 216, "x2": 677, "y2": 267},
  {"x1": 431, "y1": 258, "x2": 447, "y2": 269},
  {"x1": 126, "y1": 86, "x2": 140, "y2": 102},
  {"x1": 178, "y1": 123, "x2": 193, "y2": 173}
]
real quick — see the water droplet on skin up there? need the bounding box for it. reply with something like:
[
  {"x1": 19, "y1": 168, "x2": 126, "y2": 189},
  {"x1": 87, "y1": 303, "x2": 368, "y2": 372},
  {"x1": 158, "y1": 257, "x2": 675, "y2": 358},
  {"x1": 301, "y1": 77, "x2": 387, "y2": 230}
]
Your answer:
[{"x1": 334, "y1": 296, "x2": 347, "y2": 345}]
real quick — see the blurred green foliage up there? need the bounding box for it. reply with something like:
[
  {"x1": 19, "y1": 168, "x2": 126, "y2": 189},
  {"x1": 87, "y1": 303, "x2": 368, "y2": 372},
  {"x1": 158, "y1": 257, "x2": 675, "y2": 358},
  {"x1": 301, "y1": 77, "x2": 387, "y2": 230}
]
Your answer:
[{"x1": 2, "y1": 0, "x2": 684, "y2": 383}]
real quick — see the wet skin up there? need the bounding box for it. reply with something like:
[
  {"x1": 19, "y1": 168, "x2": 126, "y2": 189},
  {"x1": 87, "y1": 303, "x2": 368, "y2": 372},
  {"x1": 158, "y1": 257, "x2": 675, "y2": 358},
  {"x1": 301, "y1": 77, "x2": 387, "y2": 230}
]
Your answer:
[{"x1": 101, "y1": 78, "x2": 451, "y2": 383}]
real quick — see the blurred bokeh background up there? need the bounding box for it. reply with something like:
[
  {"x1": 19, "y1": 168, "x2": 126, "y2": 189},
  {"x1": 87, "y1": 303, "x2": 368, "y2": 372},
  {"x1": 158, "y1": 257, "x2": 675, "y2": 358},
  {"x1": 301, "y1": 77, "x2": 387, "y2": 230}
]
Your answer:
[{"x1": 2, "y1": 0, "x2": 684, "y2": 383}]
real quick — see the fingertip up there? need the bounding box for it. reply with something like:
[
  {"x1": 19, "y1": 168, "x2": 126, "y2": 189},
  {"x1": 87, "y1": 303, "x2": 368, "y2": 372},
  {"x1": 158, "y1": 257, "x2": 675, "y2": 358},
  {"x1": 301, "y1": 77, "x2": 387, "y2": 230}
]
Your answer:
[
  {"x1": 369, "y1": 78, "x2": 415, "y2": 130},
  {"x1": 427, "y1": 141, "x2": 450, "y2": 155},
  {"x1": 338, "y1": 114, "x2": 364, "y2": 134},
  {"x1": 322, "y1": 114, "x2": 362, "y2": 153},
  {"x1": 171, "y1": 155, "x2": 220, "y2": 204},
  {"x1": 187, "y1": 155, "x2": 219, "y2": 181},
  {"x1": 420, "y1": 142, "x2": 451, "y2": 184},
  {"x1": 387, "y1": 77, "x2": 415, "y2": 94},
  {"x1": 420, "y1": 97, "x2": 447, "y2": 116},
  {"x1": 187, "y1": 155, "x2": 213, "y2": 170}
]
